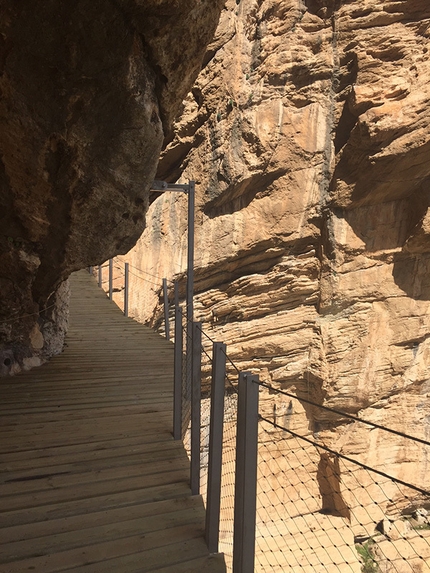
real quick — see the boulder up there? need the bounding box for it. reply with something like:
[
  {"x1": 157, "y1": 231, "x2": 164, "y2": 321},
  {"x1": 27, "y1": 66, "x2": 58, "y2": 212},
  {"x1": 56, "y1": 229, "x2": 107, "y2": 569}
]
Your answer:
[{"x1": 0, "y1": 0, "x2": 224, "y2": 374}]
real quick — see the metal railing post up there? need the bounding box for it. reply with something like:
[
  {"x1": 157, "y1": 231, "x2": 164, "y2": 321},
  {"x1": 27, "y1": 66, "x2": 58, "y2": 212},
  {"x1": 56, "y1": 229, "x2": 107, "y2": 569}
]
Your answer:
[
  {"x1": 163, "y1": 278, "x2": 170, "y2": 341},
  {"x1": 173, "y1": 305, "x2": 183, "y2": 441},
  {"x1": 98, "y1": 265, "x2": 102, "y2": 288},
  {"x1": 190, "y1": 321, "x2": 202, "y2": 495},
  {"x1": 108, "y1": 259, "x2": 113, "y2": 300},
  {"x1": 124, "y1": 262, "x2": 129, "y2": 317},
  {"x1": 88, "y1": 266, "x2": 93, "y2": 274},
  {"x1": 186, "y1": 181, "x2": 195, "y2": 331},
  {"x1": 233, "y1": 372, "x2": 259, "y2": 573},
  {"x1": 205, "y1": 342, "x2": 227, "y2": 553},
  {"x1": 174, "y1": 280, "x2": 179, "y2": 309},
  {"x1": 185, "y1": 181, "x2": 195, "y2": 422}
]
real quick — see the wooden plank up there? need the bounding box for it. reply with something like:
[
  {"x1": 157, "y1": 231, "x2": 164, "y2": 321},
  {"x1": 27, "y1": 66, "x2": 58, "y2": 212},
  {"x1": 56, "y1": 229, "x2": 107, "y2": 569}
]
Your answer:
[
  {"x1": 1, "y1": 524, "x2": 206, "y2": 573},
  {"x1": 0, "y1": 466, "x2": 190, "y2": 513},
  {"x1": 0, "y1": 395, "x2": 173, "y2": 406},
  {"x1": 58, "y1": 536, "x2": 213, "y2": 573},
  {"x1": 0, "y1": 433, "x2": 171, "y2": 460},
  {"x1": 0, "y1": 412, "x2": 172, "y2": 439},
  {"x1": 0, "y1": 433, "x2": 172, "y2": 456},
  {"x1": 0, "y1": 445, "x2": 189, "y2": 486},
  {"x1": 0, "y1": 496, "x2": 199, "y2": 544},
  {"x1": 0, "y1": 502, "x2": 206, "y2": 562},
  {"x1": 0, "y1": 418, "x2": 173, "y2": 448},
  {"x1": 137, "y1": 554, "x2": 227, "y2": 573},
  {"x1": 0, "y1": 436, "x2": 180, "y2": 472},
  {"x1": 0, "y1": 270, "x2": 225, "y2": 573},
  {"x1": 0, "y1": 404, "x2": 173, "y2": 428},
  {"x1": 0, "y1": 388, "x2": 172, "y2": 399},
  {"x1": 0, "y1": 455, "x2": 190, "y2": 498},
  {"x1": 0, "y1": 482, "x2": 191, "y2": 528},
  {"x1": 0, "y1": 426, "x2": 173, "y2": 455}
]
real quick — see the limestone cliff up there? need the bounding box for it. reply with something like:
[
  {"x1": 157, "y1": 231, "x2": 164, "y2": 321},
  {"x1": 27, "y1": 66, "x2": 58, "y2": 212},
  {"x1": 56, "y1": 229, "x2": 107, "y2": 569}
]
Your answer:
[
  {"x1": 125, "y1": 0, "x2": 430, "y2": 511},
  {"x1": 0, "y1": 0, "x2": 224, "y2": 374}
]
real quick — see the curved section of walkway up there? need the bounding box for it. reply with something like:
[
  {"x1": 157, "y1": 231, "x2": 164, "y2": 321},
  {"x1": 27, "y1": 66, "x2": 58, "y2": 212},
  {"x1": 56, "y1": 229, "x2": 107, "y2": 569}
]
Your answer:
[{"x1": 0, "y1": 271, "x2": 225, "y2": 573}]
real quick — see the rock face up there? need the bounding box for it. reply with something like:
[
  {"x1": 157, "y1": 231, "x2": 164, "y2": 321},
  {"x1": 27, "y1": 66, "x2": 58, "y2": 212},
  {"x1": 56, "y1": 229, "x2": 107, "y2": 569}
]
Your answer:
[
  {"x1": 0, "y1": 0, "x2": 224, "y2": 374},
  {"x1": 124, "y1": 0, "x2": 430, "y2": 549}
]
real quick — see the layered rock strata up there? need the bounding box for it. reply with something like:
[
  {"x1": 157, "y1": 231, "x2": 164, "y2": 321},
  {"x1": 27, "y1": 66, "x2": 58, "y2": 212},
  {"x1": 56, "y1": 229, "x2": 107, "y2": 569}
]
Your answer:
[
  {"x1": 123, "y1": 0, "x2": 430, "y2": 556},
  {"x1": 0, "y1": 0, "x2": 224, "y2": 373}
]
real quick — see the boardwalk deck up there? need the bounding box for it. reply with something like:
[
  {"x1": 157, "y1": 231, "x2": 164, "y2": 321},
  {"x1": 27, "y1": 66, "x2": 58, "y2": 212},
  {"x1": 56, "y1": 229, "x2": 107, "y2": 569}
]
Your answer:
[{"x1": 0, "y1": 271, "x2": 226, "y2": 573}]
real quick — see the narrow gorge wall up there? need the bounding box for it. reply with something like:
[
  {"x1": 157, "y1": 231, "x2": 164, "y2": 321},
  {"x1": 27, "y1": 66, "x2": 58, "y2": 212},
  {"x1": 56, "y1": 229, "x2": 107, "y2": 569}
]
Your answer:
[
  {"x1": 126, "y1": 0, "x2": 430, "y2": 513},
  {"x1": 0, "y1": 0, "x2": 224, "y2": 374}
]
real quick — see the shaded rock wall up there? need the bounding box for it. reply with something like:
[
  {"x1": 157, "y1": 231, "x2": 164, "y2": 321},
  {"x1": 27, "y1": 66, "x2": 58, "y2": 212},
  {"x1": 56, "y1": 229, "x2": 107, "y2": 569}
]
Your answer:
[
  {"x1": 0, "y1": 0, "x2": 224, "y2": 373},
  {"x1": 125, "y1": 0, "x2": 430, "y2": 506}
]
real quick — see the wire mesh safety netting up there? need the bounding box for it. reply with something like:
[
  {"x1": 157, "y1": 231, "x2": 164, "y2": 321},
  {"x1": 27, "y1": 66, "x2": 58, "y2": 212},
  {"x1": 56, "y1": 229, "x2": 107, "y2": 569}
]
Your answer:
[
  {"x1": 218, "y1": 375, "x2": 239, "y2": 570},
  {"x1": 198, "y1": 329, "x2": 239, "y2": 570},
  {"x1": 94, "y1": 257, "x2": 172, "y2": 329},
  {"x1": 198, "y1": 334, "x2": 213, "y2": 498},
  {"x1": 255, "y1": 388, "x2": 430, "y2": 573},
  {"x1": 93, "y1": 260, "x2": 126, "y2": 309},
  {"x1": 181, "y1": 312, "x2": 192, "y2": 442}
]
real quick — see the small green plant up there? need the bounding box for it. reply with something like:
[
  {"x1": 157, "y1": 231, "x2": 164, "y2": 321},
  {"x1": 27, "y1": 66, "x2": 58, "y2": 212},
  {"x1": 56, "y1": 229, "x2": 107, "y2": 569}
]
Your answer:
[
  {"x1": 355, "y1": 539, "x2": 379, "y2": 573},
  {"x1": 413, "y1": 523, "x2": 430, "y2": 531},
  {"x1": 6, "y1": 236, "x2": 25, "y2": 248},
  {"x1": 226, "y1": 98, "x2": 236, "y2": 111}
]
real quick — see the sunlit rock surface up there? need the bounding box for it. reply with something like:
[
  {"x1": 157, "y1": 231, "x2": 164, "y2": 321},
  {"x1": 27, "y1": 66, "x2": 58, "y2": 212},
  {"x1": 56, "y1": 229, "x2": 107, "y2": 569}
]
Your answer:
[{"x1": 124, "y1": 0, "x2": 430, "y2": 531}]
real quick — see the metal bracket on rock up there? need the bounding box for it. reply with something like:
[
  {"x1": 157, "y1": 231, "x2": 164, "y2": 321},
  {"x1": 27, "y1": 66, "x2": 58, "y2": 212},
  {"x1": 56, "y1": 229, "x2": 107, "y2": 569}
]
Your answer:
[{"x1": 151, "y1": 180, "x2": 190, "y2": 193}]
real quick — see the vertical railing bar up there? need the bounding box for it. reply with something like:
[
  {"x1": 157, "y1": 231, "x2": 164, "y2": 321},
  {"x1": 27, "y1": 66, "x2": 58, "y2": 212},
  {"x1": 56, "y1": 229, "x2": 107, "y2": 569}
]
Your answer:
[
  {"x1": 174, "y1": 280, "x2": 179, "y2": 310},
  {"x1": 98, "y1": 265, "x2": 102, "y2": 288},
  {"x1": 124, "y1": 262, "x2": 129, "y2": 317},
  {"x1": 108, "y1": 258, "x2": 113, "y2": 300},
  {"x1": 163, "y1": 278, "x2": 170, "y2": 341},
  {"x1": 186, "y1": 181, "x2": 195, "y2": 333},
  {"x1": 205, "y1": 342, "x2": 227, "y2": 553},
  {"x1": 185, "y1": 181, "x2": 195, "y2": 426},
  {"x1": 190, "y1": 321, "x2": 202, "y2": 495},
  {"x1": 88, "y1": 266, "x2": 93, "y2": 275},
  {"x1": 173, "y1": 305, "x2": 183, "y2": 441},
  {"x1": 233, "y1": 372, "x2": 259, "y2": 573}
]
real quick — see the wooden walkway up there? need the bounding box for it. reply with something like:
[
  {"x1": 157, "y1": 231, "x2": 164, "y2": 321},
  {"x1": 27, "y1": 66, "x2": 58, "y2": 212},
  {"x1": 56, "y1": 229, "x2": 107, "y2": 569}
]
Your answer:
[{"x1": 0, "y1": 271, "x2": 225, "y2": 573}]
